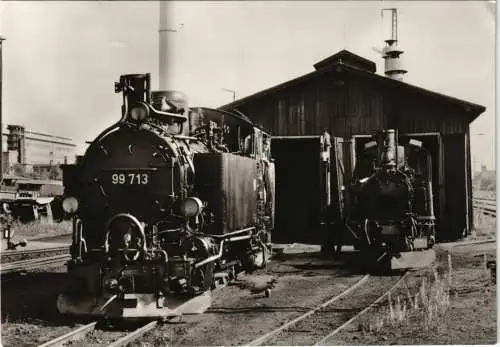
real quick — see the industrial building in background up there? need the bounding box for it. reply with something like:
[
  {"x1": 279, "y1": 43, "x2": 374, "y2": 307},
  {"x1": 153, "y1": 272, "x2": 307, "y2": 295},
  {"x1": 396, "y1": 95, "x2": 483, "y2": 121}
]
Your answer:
[
  {"x1": 0, "y1": 124, "x2": 76, "y2": 223},
  {"x1": 2, "y1": 124, "x2": 76, "y2": 179}
]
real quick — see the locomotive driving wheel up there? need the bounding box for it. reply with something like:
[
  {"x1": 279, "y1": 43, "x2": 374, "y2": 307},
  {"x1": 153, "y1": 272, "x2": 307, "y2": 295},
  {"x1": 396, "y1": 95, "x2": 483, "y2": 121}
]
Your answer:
[{"x1": 182, "y1": 236, "x2": 217, "y2": 294}]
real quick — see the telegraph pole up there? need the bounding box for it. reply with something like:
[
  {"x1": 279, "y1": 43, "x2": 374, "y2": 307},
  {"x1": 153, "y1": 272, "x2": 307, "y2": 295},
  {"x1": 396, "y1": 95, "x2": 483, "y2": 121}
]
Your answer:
[
  {"x1": 471, "y1": 133, "x2": 486, "y2": 177},
  {"x1": 0, "y1": 36, "x2": 5, "y2": 184}
]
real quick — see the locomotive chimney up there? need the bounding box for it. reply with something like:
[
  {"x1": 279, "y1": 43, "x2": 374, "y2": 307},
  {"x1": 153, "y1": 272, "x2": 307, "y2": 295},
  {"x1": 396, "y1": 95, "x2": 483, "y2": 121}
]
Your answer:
[
  {"x1": 378, "y1": 129, "x2": 397, "y2": 168},
  {"x1": 114, "y1": 74, "x2": 151, "y2": 120}
]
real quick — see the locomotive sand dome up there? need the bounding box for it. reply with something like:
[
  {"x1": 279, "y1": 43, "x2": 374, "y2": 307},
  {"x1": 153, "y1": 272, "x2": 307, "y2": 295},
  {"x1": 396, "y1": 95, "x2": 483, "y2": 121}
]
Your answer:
[{"x1": 58, "y1": 74, "x2": 275, "y2": 318}]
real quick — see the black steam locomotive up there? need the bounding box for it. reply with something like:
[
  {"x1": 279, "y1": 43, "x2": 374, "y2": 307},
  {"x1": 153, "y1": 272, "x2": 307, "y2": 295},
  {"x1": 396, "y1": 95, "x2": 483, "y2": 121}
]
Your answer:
[
  {"x1": 57, "y1": 74, "x2": 275, "y2": 318},
  {"x1": 340, "y1": 129, "x2": 436, "y2": 270}
]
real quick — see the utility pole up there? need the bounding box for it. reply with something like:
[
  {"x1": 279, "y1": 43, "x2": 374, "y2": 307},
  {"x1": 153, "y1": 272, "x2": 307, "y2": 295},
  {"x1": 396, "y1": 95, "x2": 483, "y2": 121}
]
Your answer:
[
  {"x1": 0, "y1": 36, "x2": 5, "y2": 184},
  {"x1": 471, "y1": 133, "x2": 486, "y2": 176},
  {"x1": 473, "y1": 155, "x2": 477, "y2": 178}
]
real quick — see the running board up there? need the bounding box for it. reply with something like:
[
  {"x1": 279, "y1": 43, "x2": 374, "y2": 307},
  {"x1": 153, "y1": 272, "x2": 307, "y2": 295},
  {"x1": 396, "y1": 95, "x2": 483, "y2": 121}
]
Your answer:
[{"x1": 391, "y1": 249, "x2": 436, "y2": 270}]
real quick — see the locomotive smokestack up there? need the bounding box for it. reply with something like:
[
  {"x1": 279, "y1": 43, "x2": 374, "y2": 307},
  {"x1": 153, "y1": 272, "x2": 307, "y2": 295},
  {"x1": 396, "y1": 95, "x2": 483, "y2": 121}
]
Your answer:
[{"x1": 378, "y1": 129, "x2": 397, "y2": 167}]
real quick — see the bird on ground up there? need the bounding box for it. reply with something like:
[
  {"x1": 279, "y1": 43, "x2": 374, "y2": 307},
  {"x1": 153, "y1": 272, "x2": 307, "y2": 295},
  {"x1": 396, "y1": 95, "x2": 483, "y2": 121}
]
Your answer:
[{"x1": 232, "y1": 275, "x2": 278, "y2": 297}]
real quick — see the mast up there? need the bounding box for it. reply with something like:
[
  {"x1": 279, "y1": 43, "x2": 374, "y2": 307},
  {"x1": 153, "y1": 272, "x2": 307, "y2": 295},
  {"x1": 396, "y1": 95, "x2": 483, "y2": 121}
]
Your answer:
[{"x1": 0, "y1": 36, "x2": 5, "y2": 183}]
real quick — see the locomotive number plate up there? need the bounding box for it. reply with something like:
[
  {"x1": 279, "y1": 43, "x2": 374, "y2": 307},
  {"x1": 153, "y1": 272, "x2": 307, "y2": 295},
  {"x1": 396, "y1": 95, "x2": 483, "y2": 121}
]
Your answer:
[{"x1": 111, "y1": 172, "x2": 150, "y2": 185}]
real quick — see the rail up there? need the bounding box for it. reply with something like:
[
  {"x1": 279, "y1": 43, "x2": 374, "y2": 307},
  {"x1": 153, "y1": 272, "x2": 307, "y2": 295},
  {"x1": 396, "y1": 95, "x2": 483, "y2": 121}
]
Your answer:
[
  {"x1": 37, "y1": 268, "x2": 243, "y2": 347},
  {"x1": 246, "y1": 275, "x2": 370, "y2": 346},
  {"x1": 472, "y1": 197, "x2": 496, "y2": 217},
  {"x1": 246, "y1": 272, "x2": 409, "y2": 346},
  {"x1": 1, "y1": 245, "x2": 69, "y2": 257},
  {"x1": 0, "y1": 254, "x2": 70, "y2": 275},
  {"x1": 315, "y1": 273, "x2": 409, "y2": 345},
  {"x1": 38, "y1": 322, "x2": 98, "y2": 347},
  {"x1": 38, "y1": 320, "x2": 159, "y2": 347}
]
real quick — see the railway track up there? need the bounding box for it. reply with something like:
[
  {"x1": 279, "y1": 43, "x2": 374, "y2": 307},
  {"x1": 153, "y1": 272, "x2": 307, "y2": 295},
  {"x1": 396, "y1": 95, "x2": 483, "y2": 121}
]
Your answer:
[
  {"x1": 37, "y1": 320, "x2": 160, "y2": 347},
  {"x1": 38, "y1": 322, "x2": 98, "y2": 347},
  {"x1": 1, "y1": 245, "x2": 69, "y2": 263},
  {"x1": 1, "y1": 245, "x2": 69, "y2": 256},
  {"x1": 472, "y1": 197, "x2": 496, "y2": 217},
  {"x1": 37, "y1": 272, "x2": 238, "y2": 347},
  {"x1": 1, "y1": 245, "x2": 69, "y2": 257},
  {"x1": 0, "y1": 253, "x2": 70, "y2": 275},
  {"x1": 246, "y1": 272, "x2": 409, "y2": 346}
]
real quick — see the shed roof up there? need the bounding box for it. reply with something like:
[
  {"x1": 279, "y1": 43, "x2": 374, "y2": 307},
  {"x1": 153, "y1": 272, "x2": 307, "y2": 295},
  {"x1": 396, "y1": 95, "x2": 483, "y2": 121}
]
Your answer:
[
  {"x1": 313, "y1": 49, "x2": 376, "y2": 73},
  {"x1": 220, "y1": 50, "x2": 485, "y2": 122}
]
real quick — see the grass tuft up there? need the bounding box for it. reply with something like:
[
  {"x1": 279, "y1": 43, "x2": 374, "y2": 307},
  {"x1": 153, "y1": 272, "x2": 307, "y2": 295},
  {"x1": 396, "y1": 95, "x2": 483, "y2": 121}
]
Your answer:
[{"x1": 361, "y1": 266, "x2": 452, "y2": 334}]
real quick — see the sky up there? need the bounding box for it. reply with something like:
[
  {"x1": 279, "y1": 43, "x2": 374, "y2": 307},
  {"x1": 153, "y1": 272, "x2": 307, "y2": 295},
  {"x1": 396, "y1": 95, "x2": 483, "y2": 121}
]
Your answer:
[{"x1": 0, "y1": 1, "x2": 496, "y2": 171}]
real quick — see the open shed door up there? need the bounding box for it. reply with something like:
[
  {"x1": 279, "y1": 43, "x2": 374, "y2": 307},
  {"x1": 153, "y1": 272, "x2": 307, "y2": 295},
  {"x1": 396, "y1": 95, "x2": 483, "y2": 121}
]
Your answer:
[{"x1": 271, "y1": 135, "x2": 330, "y2": 244}]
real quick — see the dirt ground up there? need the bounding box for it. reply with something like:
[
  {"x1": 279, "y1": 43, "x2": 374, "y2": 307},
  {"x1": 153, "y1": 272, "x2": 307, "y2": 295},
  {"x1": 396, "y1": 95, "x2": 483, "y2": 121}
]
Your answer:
[
  {"x1": 129, "y1": 249, "x2": 367, "y2": 346},
  {"x1": 0, "y1": 246, "x2": 364, "y2": 347},
  {"x1": 0, "y1": 265, "x2": 90, "y2": 347},
  {"x1": 0, "y1": 241, "x2": 496, "y2": 346}
]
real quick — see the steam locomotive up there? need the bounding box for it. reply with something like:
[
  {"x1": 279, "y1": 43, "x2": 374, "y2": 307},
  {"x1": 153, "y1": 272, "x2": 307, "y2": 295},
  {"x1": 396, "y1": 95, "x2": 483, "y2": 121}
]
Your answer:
[
  {"x1": 57, "y1": 74, "x2": 275, "y2": 318},
  {"x1": 339, "y1": 129, "x2": 436, "y2": 270}
]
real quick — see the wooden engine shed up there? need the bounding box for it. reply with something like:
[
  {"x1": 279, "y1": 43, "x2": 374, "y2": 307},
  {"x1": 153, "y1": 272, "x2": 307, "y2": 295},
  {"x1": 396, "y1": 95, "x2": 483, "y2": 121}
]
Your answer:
[{"x1": 220, "y1": 50, "x2": 486, "y2": 242}]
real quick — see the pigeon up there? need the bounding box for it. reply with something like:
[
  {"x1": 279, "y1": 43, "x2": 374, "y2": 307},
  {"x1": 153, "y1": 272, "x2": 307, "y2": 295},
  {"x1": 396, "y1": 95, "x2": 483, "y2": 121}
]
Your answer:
[{"x1": 233, "y1": 275, "x2": 278, "y2": 297}]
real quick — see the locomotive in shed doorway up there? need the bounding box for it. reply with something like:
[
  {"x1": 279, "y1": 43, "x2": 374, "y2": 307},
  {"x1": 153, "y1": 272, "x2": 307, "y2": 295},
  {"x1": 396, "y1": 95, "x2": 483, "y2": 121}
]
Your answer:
[
  {"x1": 336, "y1": 129, "x2": 436, "y2": 270},
  {"x1": 58, "y1": 74, "x2": 275, "y2": 318}
]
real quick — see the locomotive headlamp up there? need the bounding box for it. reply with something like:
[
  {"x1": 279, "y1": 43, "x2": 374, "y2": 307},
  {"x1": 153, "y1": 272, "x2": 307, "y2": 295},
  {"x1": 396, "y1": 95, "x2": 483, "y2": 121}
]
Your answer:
[
  {"x1": 129, "y1": 103, "x2": 149, "y2": 122},
  {"x1": 1, "y1": 202, "x2": 11, "y2": 214},
  {"x1": 179, "y1": 197, "x2": 203, "y2": 218},
  {"x1": 409, "y1": 139, "x2": 423, "y2": 148},
  {"x1": 364, "y1": 141, "x2": 377, "y2": 150},
  {"x1": 62, "y1": 196, "x2": 79, "y2": 214},
  {"x1": 359, "y1": 177, "x2": 370, "y2": 184}
]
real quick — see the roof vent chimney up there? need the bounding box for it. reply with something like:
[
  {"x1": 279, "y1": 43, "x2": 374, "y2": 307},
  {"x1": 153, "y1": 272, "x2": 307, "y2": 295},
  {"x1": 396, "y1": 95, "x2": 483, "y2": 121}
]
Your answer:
[{"x1": 381, "y1": 8, "x2": 407, "y2": 81}]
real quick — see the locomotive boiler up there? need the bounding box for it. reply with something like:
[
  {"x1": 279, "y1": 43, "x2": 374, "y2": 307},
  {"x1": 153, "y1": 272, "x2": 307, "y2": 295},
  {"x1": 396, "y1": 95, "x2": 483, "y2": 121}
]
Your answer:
[
  {"x1": 342, "y1": 129, "x2": 436, "y2": 270},
  {"x1": 57, "y1": 74, "x2": 275, "y2": 318}
]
